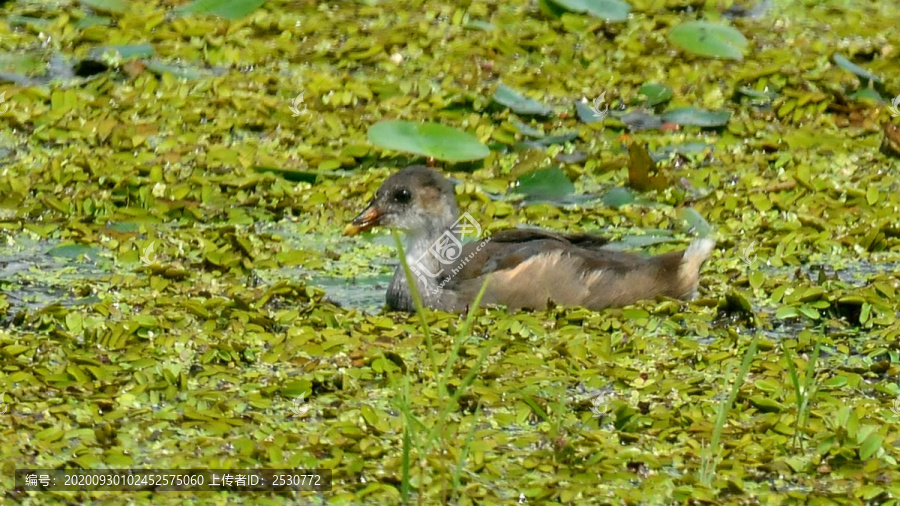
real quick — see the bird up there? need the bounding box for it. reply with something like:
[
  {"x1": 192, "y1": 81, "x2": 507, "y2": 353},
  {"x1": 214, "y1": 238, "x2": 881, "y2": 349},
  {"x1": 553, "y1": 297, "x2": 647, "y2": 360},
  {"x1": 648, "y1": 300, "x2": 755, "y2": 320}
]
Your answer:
[{"x1": 343, "y1": 166, "x2": 715, "y2": 312}]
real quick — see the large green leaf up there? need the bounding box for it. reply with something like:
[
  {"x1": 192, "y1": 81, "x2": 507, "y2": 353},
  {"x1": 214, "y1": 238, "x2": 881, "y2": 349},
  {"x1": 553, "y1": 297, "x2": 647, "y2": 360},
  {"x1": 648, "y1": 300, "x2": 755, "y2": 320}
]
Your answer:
[
  {"x1": 367, "y1": 121, "x2": 490, "y2": 162},
  {"x1": 175, "y1": 0, "x2": 265, "y2": 19},
  {"x1": 145, "y1": 61, "x2": 211, "y2": 80},
  {"x1": 88, "y1": 44, "x2": 155, "y2": 61},
  {"x1": 544, "y1": 0, "x2": 631, "y2": 22},
  {"x1": 493, "y1": 84, "x2": 553, "y2": 116},
  {"x1": 78, "y1": 0, "x2": 128, "y2": 14},
  {"x1": 668, "y1": 21, "x2": 748, "y2": 61},
  {"x1": 514, "y1": 167, "x2": 575, "y2": 201},
  {"x1": 833, "y1": 54, "x2": 881, "y2": 84},
  {"x1": 638, "y1": 82, "x2": 673, "y2": 106},
  {"x1": 661, "y1": 107, "x2": 730, "y2": 127}
]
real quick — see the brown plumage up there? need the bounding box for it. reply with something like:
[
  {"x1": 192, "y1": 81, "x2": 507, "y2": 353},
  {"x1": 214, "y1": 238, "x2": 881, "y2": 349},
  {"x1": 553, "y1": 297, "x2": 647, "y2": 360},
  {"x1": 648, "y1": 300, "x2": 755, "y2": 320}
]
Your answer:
[{"x1": 343, "y1": 166, "x2": 715, "y2": 312}]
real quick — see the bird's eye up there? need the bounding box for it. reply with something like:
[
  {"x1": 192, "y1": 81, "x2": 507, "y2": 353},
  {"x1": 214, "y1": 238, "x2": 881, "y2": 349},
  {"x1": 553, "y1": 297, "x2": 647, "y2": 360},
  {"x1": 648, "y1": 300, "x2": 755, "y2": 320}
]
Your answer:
[{"x1": 393, "y1": 189, "x2": 411, "y2": 204}]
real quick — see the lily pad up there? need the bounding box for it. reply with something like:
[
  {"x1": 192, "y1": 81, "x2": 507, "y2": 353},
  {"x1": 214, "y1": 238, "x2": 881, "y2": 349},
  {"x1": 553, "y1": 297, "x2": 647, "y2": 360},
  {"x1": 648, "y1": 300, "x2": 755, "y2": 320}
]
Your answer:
[
  {"x1": 74, "y1": 16, "x2": 112, "y2": 29},
  {"x1": 617, "y1": 111, "x2": 663, "y2": 131},
  {"x1": 848, "y1": 88, "x2": 884, "y2": 104},
  {"x1": 7, "y1": 16, "x2": 52, "y2": 28},
  {"x1": 367, "y1": 120, "x2": 490, "y2": 162},
  {"x1": 661, "y1": 107, "x2": 730, "y2": 127},
  {"x1": 638, "y1": 83, "x2": 673, "y2": 106},
  {"x1": 493, "y1": 84, "x2": 553, "y2": 116},
  {"x1": 833, "y1": 54, "x2": 881, "y2": 84},
  {"x1": 574, "y1": 100, "x2": 605, "y2": 124},
  {"x1": 47, "y1": 244, "x2": 100, "y2": 260},
  {"x1": 88, "y1": 44, "x2": 155, "y2": 61},
  {"x1": 543, "y1": 0, "x2": 631, "y2": 22},
  {"x1": 679, "y1": 207, "x2": 713, "y2": 236},
  {"x1": 600, "y1": 187, "x2": 636, "y2": 208},
  {"x1": 510, "y1": 119, "x2": 545, "y2": 138},
  {"x1": 514, "y1": 131, "x2": 578, "y2": 149},
  {"x1": 77, "y1": 0, "x2": 129, "y2": 14},
  {"x1": 514, "y1": 167, "x2": 575, "y2": 201},
  {"x1": 0, "y1": 53, "x2": 43, "y2": 75},
  {"x1": 145, "y1": 60, "x2": 211, "y2": 80},
  {"x1": 651, "y1": 142, "x2": 714, "y2": 161},
  {"x1": 668, "y1": 21, "x2": 748, "y2": 61},
  {"x1": 175, "y1": 0, "x2": 266, "y2": 19}
]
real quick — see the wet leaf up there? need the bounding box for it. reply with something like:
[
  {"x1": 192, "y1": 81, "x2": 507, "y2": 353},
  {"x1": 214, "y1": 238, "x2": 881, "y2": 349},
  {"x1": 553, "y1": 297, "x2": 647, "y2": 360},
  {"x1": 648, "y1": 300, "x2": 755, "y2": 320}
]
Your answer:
[
  {"x1": 638, "y1": 82, "x2": 673, "y2": 106},
  {"x1": 493, "y1": 84, "x2": 553, "y2": 116},
  {"x1": 660, "y1": 107, "x2": 730, "y2": 127},
  {"x1": 668, "y1": 21, "x2": 748, "y2": 61},
  {"x1": 144, "y1": 60, "x2": 212, "y2": 80},
  {"x1": 88, "y1": 44, "x2": 154, "y2": 61},
  {"x1": 77, "y1": 0, "x2": 129, "y2": 14},
  {"x1": 574, "y1": 100, "x2": 605, "y2": 123},
  {"x1": 617, "y1": 111, "x2": 663, "y2": 131},
  {"x1": 678, "y1": 208, "x2": 712, "y2": 236},
  {"x1": 543, "y1": 0, "x2": 631, "y2": 22},
  {"x1": 514, "y1": 167, "x2": 575, "y2": 201},
  {"x1": 600, "y1": 187, "x2": 636, "y2": 207},
  {"x1": 367, "y1": 120, "x2": 490, "y2": 162},
  {"x1": 833, "y1": 54, "x2": 881, "y2": 84},
  {"x1": 175, "y1": 0, "x2": 265, "y2": 19},
  {"x1": 46, "y1": 244, "x2": 99, "y2": 259}
]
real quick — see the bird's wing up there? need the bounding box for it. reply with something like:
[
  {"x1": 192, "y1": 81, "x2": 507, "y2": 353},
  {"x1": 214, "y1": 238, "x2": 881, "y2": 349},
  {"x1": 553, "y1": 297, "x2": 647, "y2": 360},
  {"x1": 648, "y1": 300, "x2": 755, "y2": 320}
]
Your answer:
[{"x1": 444, "y1": 229, "x2": 640, "y2": 287}]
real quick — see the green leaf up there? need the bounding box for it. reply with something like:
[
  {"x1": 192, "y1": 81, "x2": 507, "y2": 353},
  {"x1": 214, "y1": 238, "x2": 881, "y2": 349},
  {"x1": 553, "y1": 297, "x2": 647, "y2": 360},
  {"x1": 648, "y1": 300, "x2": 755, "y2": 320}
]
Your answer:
[
  {"x1": 88, "y1": 44, "x2": 155, "y2": 61},
  {"x1": 78, "y1": 0, "x2": 129, "y2": 14},
  {"x1": 367, "y1": 120, "x2": 489, "y2": 162},
  {"x1": 74, "y1": 15, "x2": 112, "y2": 29},
  {"x1": 544, "y1": 0, "x2": 631, "y2": 22},
  {"x1": 175, "y1": 0, "x2": 265, "y2": 19},
  {"x1": 514, "y1": 167, "x2": 575, "y2": 201},
  {"x1": 47, "y1": 244, "x2": 99, "y2": 259},
  {"x1": 661, "y1": 107, "x2": 731, "y2": 127},
  {"x1": 775, "y1": 305, "x2": 800, "y2": 319},
  {"x1": 600, "y1": 187, "x2": 636, "y2": 208},
  {"x1": 849, "y1": 87, "x2": 884, "y2": 105},
  {"x1": 638, "y1": 83, "x2": 673, "y2": 106},
  {"x1": 493, "y1": 84, "x2": 552, "y2": 116},
  {"x1": 7, "y1": 16, "x2": 52, "y2": 28},
  {"x1": 515, "y1": 131, "x2": 578, "y2": 149},
  {"x1": 678, "y1": 207, "x2": 712, "y2": 236},
  {"x1": 574, "y1": 100, "x2": 605, "y2": 123},
  {"x1": 833, "y1": 54, "x2": 881, "y2": 84},
  {"x1": 0, "y1": 53, "x2": 44, "y2": 75},
  {"x1": 668, "y1": 21, "x2": 748, "y2": 61},
  {"x1": 749, "y1": 395, "x2": 784, "y2": 412},
  {"x1": 144, "y1": 60, "x2": 212, "y2": 80},
  {"x1": 859, "y1": 431, "x2": 883, "y2": 460}
]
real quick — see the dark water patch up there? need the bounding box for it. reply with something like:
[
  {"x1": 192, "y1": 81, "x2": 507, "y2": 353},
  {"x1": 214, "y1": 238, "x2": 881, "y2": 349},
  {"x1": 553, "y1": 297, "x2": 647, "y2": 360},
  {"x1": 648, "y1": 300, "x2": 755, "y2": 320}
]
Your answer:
[{"x1": 0, "y1": 235, "x2": 110, "y2": 322}]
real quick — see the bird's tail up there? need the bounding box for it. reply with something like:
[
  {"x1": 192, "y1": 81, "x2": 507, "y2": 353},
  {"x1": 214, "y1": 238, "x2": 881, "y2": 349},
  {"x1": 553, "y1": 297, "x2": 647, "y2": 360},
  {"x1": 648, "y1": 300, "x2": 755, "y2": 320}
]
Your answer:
[{"x1": 677, "y1": 238, "x2": 715, "y2": 299}]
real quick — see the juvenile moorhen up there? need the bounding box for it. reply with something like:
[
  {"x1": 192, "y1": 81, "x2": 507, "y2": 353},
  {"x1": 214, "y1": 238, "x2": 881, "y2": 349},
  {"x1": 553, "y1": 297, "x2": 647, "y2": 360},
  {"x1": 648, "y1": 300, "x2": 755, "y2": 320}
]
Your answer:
[{"x1": 343, "y1": 166, "x2": 715, "y2": 312}]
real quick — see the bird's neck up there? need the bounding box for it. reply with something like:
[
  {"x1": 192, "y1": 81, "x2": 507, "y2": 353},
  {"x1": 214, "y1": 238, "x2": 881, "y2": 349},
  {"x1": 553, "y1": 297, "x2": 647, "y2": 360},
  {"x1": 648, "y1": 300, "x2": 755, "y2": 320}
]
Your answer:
[{"x1": 388, "y1": 223, "x2": 459, "y2": 311}]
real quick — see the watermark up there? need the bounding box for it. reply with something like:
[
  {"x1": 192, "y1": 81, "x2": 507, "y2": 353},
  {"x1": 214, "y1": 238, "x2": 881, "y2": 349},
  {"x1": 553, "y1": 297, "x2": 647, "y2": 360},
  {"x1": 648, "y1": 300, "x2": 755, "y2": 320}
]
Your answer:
[
  {"x1": 740, "y1": 241, "x2": 756, "y2": 267},
  {"x1": 0, "y1": 91, "x2": 8, "y2": 114},
  {"x1": 891, "y1": 397, "x2": 900, "y2": 416},
  {"x1": 140, "y1": 241, "x2": 157, "y2": 266},
  {"x1": 291, "y1": 394, "x2": 309, "y2": 417},
  {"x1": 589, "y1": 396, "x2": 609, "y2": 418},
  {"x1": 288, "y1": 93, "x2": 307, "y2": 116},
  {"x1": 588, "y1": 92, "x2": 609, "y2": 119},
  {"x1": 408, "y1": 212, "x2": 492, "y2": 294},
  {"x1": 888, "y1": 94, "x2": 900, "y2": 118}
]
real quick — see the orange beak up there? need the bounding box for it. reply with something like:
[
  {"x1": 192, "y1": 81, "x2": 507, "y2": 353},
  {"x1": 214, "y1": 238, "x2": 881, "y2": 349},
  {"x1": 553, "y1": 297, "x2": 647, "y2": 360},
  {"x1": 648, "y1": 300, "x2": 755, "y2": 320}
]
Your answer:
[{"x1": 342, "y1": 204, "x2": 382, "y2": 236}]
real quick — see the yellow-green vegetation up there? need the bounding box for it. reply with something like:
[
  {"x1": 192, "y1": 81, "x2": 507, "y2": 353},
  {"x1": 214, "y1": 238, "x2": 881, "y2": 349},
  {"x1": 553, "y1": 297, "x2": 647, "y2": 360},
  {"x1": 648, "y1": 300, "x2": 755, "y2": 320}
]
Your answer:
[{"x1": 1, "y1": 0, "x2": 900, "y2": 503}]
